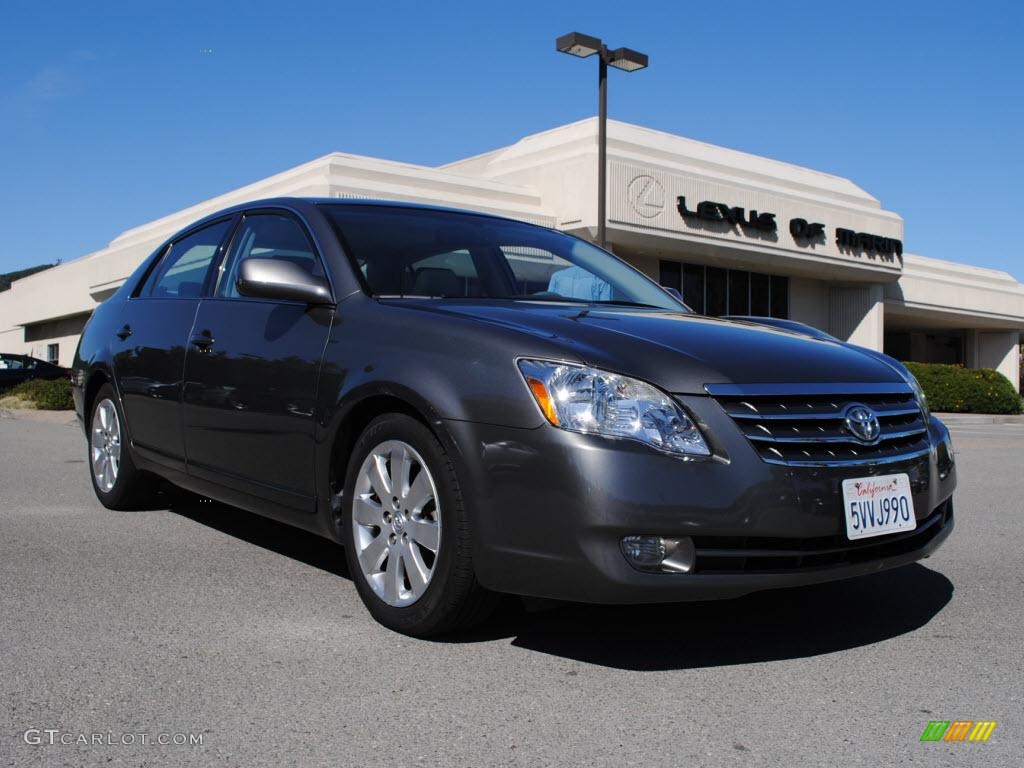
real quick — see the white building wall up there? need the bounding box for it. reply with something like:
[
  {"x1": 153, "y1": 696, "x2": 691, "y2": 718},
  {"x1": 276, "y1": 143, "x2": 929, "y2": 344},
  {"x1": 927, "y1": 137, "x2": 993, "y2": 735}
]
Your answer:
[
  {"x1": 828, "y1": 285, "x2": 885, "y2": 349},
  {"x1": 0, "y1": 326, "x2": 21, "y2": 353},
  {"x1": 975, "y1": 331, "x2": 1020, "y2": 386},
  {"x1": 789, "y1": 277, "x2": 830, "y2": 331},
  {"x1": 886, "y1": 254, "x2": 1024, "y2": 328}
]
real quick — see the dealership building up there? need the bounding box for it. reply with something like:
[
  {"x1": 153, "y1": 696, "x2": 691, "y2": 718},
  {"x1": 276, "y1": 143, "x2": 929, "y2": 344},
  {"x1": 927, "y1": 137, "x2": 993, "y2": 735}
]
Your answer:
[{"x1": 2, "y1": 118, "x2": 1022, "y2": 388}]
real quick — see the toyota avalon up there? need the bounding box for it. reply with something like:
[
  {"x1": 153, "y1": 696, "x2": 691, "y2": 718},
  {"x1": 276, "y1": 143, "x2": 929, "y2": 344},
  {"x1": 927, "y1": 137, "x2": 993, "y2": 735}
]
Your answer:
[{"x1": 72, "y1": 199, "x2": 956, "y2": 636}]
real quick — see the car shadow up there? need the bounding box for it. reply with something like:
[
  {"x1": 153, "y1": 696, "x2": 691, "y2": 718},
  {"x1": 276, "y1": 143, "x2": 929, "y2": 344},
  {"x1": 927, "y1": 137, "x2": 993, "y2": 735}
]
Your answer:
[
  {"x1": 169, "y1": 496, "x2": 351, "y2": 579},
  {"x1": 490, "y1": 564, "x2": 954, "y2": 670},
  {"x1": 168, "y1": 498, "x2": 953, "y2": 671}
]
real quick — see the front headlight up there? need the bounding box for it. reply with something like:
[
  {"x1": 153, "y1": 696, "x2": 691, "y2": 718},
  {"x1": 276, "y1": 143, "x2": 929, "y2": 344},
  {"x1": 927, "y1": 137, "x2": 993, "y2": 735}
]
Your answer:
[
  {"x1": 517, "y1": 359, "x2": 711, "y2": 457},
  {"x1": 908, "y1": 372, "x2": 931, "y2": 425}
]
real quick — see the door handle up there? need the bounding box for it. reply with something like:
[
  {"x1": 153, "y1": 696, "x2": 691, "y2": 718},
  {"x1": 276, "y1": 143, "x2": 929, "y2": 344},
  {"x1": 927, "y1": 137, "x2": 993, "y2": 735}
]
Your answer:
[
  {"x1": 190, "y1": 331, "x2": 215, "y2": 350},
  {"x1": 116, "y1": 324, "x2": 132, "y2": 341}
]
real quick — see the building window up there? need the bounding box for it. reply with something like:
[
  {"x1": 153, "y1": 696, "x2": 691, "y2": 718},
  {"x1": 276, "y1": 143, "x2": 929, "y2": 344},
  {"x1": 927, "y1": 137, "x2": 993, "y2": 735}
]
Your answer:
[
  {"x1": 658, "y1": 259, "x2": 788, "y2": 319},
  {"x1": 706, "y1": 267, "x2": 727, "y2": 316},
  {"x1": 750, "y1": 272, "x2": 770, "y2": 316},
  {"x1": 770, "y1": 275, "x2": 789, "y2": 319},
  {"x1": 728, "y1": 270, "x2": 750, "y2": 315},
  {"x1": 658, "y1": 260, "x2": 681, "y2": 294},
  {"x1": 47, "y1": 344, "x2": 59, "y2": 365},
  {"x1": 683, "y1": 263, "x2": 704, "y2": 314}
]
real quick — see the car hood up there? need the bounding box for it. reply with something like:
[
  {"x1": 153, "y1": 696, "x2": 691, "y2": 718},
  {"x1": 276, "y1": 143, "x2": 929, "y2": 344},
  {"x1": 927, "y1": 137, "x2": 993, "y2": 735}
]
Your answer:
[{"x1": 399, "y1": 300, "x2": 905, "y2": 394}]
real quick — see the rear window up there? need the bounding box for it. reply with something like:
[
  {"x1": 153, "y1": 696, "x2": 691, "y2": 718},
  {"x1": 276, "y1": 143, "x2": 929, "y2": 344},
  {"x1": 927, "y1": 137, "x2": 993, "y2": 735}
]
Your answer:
[
  {"x1": 142, "y1": 220, "x2": 232, "y2": 298},
  {"x1": 0, "y1": 355, "x2": 32, "y2": 370}
]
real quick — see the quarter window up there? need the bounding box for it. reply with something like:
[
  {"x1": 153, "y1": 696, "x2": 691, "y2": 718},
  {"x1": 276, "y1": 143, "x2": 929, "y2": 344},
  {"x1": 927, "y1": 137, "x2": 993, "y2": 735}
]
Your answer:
[
  {"x1": 144, "y1": 220, "x2": 232, "y2": 298},
  {"x1": 216, "y1": 214, "x2": 322, "y2": 299}
]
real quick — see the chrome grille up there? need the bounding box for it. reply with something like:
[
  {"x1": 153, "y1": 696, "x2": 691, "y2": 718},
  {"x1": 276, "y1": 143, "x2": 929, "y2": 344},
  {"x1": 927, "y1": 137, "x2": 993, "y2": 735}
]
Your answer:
[{"x1": 706, "y1": 382, "x2": 930, "y2": 467}]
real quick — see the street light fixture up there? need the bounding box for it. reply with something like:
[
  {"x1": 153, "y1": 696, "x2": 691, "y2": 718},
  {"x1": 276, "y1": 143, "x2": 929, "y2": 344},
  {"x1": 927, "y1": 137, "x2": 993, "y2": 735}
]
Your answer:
[{"x1": 556, "y1": 32, "x2": 649, "y2": 249}]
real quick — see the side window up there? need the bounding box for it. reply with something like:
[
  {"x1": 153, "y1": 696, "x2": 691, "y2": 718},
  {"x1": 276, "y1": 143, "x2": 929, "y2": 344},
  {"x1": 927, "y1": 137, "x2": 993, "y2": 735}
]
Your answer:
[
  {"x1": 143, "y1": 220, "x2": 231, "y2": 298},
  {"x1": 217, "y1": 214, "x2": 322, "y2": 299}
]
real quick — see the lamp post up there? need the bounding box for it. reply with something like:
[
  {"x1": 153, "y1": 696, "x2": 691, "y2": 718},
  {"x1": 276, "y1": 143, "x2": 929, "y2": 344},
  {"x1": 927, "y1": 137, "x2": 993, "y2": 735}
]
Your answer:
[{"x1": 556, "y1": 32, "x2": 648, "y2": 250}]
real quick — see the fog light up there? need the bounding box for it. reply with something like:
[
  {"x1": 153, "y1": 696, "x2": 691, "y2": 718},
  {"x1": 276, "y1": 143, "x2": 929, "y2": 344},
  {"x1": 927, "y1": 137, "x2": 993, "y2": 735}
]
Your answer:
[
  {"x1": 620, "y1": 535, "x2": 696, "y2": 573},
  {"x1": 621, "y1": 535, "x2": 666, "y2": 567}
]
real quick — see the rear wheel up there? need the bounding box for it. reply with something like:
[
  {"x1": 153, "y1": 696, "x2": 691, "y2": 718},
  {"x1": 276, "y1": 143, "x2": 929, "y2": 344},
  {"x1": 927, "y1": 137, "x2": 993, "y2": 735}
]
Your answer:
[
  {"x1": 88, "y1": 384, "x2": 159, "y2": 510},
  {"x1": 341, "y1": 413, "x2": 496, "y2": 636}
]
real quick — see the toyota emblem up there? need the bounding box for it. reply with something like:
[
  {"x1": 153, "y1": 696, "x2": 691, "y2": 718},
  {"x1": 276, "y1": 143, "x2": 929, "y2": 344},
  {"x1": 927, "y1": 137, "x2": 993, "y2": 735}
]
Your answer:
[{"x1": 843, "y1": 403, "x2": 881, "y2": 444}]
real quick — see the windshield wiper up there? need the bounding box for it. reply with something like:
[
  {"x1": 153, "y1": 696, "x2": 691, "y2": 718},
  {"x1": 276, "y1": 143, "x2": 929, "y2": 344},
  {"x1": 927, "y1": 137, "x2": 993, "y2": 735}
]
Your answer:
[
  {"x1": 587, "y1": 299, "x2": 667, "y2": 309},
  {"x1": 509, "y1": 296, "x2": 665, "y2": 309}
]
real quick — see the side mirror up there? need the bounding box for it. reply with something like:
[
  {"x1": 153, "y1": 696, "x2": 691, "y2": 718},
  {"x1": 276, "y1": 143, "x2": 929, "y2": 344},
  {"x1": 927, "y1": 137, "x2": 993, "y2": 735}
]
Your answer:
[{"x1": 236, "y1": 258, "x2": 333, "y2": 305}]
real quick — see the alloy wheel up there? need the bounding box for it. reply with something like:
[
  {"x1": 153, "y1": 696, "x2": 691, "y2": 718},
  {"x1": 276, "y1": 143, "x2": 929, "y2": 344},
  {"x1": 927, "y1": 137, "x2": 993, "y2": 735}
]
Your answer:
[
  {"x1": 90, "y1": 398, "x2": 122, "y2": 493},
  {"x1": 352, "y1": 440, "x2": 441, "y2": 607}
]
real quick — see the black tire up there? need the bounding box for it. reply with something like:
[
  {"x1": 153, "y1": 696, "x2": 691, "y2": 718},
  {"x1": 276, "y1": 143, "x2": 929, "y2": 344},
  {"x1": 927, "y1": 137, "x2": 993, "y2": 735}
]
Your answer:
[
  {"x1": 87, "y1": 384, "x2": 159, "y2": 510},
  {"x1": 340, "y1": 413, "x2": 497, "y2": 637}
]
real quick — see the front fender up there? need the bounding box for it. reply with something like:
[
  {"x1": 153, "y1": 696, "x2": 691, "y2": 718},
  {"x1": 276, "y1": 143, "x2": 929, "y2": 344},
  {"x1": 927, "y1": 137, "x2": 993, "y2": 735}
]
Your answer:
[{"x1": 310, "y1": 298, "x2": 566, "y2": 537}]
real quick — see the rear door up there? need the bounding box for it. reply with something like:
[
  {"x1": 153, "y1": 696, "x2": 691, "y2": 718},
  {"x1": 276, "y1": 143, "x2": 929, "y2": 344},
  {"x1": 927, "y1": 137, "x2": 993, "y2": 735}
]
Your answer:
[
  {"x1": 182, "y1": 211, "x2": 333, "y2": 512},
  {"x1": 113, "y1": 219, "x2": 233, "y2": 470}
]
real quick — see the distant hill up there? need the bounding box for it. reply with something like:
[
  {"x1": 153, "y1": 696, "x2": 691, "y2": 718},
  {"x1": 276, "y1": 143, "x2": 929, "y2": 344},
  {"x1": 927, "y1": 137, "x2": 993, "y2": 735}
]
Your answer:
[{"x1": 0, "y1": 264, "x2": 55, "y2": 293}]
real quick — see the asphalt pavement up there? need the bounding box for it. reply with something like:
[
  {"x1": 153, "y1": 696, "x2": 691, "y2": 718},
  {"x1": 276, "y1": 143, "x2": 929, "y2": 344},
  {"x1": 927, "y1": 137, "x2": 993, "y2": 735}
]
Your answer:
[{"x1": 1, "y1": 411, "x2": 1021, "y2": 767}]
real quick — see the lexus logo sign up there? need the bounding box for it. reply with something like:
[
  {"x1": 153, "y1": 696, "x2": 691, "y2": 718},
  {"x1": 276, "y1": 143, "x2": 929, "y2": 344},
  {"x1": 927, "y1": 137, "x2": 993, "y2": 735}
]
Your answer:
[{"x1": 626, "y1": 175, "x2": 665, "y2": 218}]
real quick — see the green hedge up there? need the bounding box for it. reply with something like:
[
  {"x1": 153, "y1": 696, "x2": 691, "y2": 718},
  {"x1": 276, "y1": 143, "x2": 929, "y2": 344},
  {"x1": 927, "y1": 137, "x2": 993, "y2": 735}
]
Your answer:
[
  {"x1": 6, "y1": 378, "x2": 74, "y2": 410},
  {"x1": 904, "y1": 362, "x2": 1022, "y2": 414}
]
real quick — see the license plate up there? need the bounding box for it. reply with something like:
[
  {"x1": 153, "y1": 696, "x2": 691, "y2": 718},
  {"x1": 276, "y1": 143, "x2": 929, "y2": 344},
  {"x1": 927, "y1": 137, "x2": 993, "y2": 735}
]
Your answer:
[{"x1": 842, "y1": 473, "x2": 916, "y2": 540}]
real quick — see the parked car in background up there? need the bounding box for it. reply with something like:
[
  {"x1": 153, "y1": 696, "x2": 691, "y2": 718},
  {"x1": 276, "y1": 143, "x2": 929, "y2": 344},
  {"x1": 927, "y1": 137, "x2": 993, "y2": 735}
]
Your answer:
[
  {"x1": 0, "y1": 353, "x2": 69, "y2": 390},
  {"x1": 72, "y1": 198, "x2": 957, "y2": 636}
]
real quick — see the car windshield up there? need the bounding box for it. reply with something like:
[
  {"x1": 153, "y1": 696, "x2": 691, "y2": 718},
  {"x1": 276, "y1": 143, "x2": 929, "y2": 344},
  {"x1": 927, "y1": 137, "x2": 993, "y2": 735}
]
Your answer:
[{"x1": 323, "y1": 204, "x2": 686, "y2": 311}]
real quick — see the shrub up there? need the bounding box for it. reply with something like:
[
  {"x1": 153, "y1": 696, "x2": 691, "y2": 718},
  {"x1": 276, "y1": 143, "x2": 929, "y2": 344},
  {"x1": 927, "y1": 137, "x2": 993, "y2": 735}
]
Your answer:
[
  {"x1": 8, "y1": 378, "x2": 74, "y2": 410},
  {"x1": 904, "y1": 362, "x2": 1022, "y2": 415}
]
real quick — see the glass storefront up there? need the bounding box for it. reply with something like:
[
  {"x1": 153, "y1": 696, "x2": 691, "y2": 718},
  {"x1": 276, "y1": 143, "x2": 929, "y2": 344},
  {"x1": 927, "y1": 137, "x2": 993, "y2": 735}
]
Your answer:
[
  {"x1": 884, "y1": 330, "x2": 965, "y2": 366},
  {"x1": 659, "y1": 259, "x2": 788, "y2": 318}
]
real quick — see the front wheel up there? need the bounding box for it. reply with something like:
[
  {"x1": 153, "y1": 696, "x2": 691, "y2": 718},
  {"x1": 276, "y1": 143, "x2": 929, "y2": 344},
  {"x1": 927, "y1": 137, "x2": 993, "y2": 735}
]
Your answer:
[
  {"x1": 340, "y1": 413, "x2": 496, "y2": 636},
  {"x1": 88, "y1": 384, "x2": 159, "y2": 510}
]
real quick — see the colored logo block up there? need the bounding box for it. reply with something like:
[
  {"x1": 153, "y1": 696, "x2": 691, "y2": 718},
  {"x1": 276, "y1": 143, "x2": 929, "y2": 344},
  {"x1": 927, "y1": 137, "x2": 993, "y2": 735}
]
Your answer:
[{"x1": 920, "y1": 721, "x2": 997, "y2": 742}]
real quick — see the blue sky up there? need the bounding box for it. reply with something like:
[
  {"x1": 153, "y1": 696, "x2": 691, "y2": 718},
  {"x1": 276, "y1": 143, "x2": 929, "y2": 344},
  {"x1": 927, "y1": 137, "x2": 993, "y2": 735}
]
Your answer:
[{"x1": 1, "y1": 0, "x2": 1021, "y2": 277}]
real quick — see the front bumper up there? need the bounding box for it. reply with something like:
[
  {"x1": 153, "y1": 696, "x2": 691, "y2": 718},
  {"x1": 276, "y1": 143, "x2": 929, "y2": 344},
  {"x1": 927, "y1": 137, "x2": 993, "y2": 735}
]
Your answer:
[{"x1": 446, "y1": 397, "x2": 956, "y2": 604}]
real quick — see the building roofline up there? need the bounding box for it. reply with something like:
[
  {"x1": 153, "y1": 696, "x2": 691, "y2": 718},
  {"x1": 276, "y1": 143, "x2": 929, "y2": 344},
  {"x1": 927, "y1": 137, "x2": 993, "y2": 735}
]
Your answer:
[{"x1": 440, "y1": 117, "x2": 881, "y2": 207}]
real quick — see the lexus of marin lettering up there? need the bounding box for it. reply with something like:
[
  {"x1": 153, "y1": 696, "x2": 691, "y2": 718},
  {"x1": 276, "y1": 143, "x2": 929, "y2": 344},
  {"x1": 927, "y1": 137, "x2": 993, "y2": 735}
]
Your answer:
[{"x1": 72, "y1": 199, "x2": 956, "y2": 636}]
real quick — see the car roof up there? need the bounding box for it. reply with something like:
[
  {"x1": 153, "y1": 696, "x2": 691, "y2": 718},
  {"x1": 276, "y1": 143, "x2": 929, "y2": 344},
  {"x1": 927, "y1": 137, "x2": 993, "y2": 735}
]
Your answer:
[{"x1": 186, "y1": 197, "x2": 537, "y2": 232}]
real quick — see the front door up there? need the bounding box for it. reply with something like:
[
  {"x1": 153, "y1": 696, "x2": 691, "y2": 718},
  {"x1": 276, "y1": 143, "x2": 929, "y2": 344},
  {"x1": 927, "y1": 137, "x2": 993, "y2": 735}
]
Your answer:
[{"x1": 182, "y1": 212, "x2": 333, "y2": 511}]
